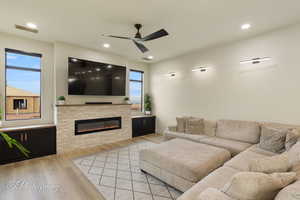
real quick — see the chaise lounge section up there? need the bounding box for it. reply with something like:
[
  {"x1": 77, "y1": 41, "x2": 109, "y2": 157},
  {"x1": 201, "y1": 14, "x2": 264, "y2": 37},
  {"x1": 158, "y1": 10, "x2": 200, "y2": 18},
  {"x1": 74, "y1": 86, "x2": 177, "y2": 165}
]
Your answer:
[
  {"x1": 141, "y1": 117, "x2": 300, "y2": 200},
  {"x1": 140, "y1": 138, "x2": 231, "y2": 192}
]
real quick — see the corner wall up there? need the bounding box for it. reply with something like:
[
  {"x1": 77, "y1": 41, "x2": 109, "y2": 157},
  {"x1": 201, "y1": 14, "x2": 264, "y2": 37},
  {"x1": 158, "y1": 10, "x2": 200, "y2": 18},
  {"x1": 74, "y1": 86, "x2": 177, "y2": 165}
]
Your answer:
[{"x1": 149, "y1": 24, "x2": 300, "y2": 132}]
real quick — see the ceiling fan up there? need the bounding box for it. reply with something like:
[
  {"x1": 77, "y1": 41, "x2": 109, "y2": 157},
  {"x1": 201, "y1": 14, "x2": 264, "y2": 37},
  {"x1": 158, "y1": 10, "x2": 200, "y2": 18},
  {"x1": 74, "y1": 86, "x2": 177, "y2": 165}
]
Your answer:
[{"x1": 102, "y1": 24, "x2": 169, "y2": 53}]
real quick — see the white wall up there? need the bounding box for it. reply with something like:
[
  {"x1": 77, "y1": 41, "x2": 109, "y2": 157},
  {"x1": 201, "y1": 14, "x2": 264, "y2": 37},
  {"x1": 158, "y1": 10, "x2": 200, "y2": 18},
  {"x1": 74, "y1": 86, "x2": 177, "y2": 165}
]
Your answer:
[
  {"x1": 54, "y1": 42, "x2": 149, "y2": 105},
  {"x1": 150, "y1": 24, "x2": 300, "y2": 132},
  {"x1": 0, "y1": 34, "x2": 149, "y2": 127},
  {"x1": 0, "y1": 32, "x2": 54, "y2": 127}
]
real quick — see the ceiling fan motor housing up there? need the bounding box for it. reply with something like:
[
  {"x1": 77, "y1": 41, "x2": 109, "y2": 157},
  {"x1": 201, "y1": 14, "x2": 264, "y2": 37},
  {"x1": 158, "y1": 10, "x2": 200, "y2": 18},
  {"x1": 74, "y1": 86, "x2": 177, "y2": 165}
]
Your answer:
[{"x1": 134, "y1": 24, "x2": 142, "y2": 39}]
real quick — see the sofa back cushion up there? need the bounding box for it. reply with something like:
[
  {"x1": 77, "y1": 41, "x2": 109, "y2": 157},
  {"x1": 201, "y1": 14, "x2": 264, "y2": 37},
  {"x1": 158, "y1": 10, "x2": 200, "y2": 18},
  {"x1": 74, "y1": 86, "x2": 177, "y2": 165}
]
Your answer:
[
  {"x1": 204, "y1": 120, "x2": 217, "y2": 136},
  {"x1": 216, "y1": 120, "x2": 260, "y2": 144},
  {"x1": 222, "y1": 172, "x2": 297, "y2": 200},
  {"x1": 275, "y1": 180, "x2": 300, "y2": 200}
]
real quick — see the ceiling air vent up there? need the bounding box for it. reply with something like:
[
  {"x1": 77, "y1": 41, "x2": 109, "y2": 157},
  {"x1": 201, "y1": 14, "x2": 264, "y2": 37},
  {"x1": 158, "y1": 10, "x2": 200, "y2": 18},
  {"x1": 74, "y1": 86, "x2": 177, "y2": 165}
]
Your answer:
[{"x1": 15, "y1": 24, "x2": 38, "y2": 33}]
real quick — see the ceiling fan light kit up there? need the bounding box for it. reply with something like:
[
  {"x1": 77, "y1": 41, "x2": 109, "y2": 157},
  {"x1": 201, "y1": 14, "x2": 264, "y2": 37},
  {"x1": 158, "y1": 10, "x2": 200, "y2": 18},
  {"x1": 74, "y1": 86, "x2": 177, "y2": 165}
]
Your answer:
[{"x1": 102, "y1": 24, "x2": 169, "y2": 53}]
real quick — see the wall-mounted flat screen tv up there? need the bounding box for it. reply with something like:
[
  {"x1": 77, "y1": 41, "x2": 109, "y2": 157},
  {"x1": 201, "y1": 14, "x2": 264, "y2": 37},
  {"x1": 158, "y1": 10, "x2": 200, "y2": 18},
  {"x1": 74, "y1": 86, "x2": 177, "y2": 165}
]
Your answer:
[{"x1": 68, "y1": 57, "x2": 126, "y2": 96}]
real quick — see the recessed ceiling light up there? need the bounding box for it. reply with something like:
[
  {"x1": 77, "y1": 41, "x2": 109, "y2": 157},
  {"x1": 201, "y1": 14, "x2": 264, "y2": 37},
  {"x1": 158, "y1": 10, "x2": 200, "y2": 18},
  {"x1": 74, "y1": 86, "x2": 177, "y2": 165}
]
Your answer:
[
  {"x1": 26, "y1": 22, "x2": 37, "y2": 29},
  {"x1": 241, "y1": 24, "x2": 251, "y2": 30},
  {"x1": 147, "y1": 55, "x2": 154, "y2": 60},
  {"x1": 107, "y1": 65, "x2": 112, "y2": 69},
  {"x1": 103, "y1": 43, "x2": 110, "y2": 48}
]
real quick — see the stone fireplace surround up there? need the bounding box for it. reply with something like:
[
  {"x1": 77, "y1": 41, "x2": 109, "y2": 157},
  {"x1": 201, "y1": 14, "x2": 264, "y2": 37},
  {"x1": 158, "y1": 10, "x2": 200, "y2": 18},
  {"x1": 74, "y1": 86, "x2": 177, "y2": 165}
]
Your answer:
[{"x1": 55, "y1": 104, "x2": 132, "y2": 154}]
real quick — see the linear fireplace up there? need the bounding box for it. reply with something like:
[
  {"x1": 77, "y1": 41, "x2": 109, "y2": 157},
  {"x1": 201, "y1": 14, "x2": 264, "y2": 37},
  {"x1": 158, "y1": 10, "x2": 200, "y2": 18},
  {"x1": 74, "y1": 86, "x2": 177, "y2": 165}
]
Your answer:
[{"x1": 75, "y1": 117, "x2": 122, "y2": 135}]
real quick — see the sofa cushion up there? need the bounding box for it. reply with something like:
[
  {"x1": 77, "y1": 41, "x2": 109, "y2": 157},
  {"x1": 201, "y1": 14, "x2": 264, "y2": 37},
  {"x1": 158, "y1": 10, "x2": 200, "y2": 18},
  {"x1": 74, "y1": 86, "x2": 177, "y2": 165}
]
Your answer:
[
  {"x1": 222, "y1": 172, "x2": 297, "y2": 200},
  {"x1": 248, "y1": 144, "x2": 279, "y2": 156},
  {"x1": 275, "y1": 180, "x2": 300, "y2": 200},
  {"x1": 199, "y1": 137, "x2": 252, "y2": 156},
  {"x1": 196, "y1": 188, "x2": 233, "y2": 200},
  {"x1": 287, "y1": 141, "x2": 300, "y2": 168},
  {"x1": 224, "y1": 148, "x2": 271, "y2": 171},
  {"x1": 140, "y1": 139, "x2": 231, "y2": 183},
  {"x1": 177, "y1": 166, "x2": 240, "y2": 200},
  {"x1": 164, "y1": 130, "x2": 209, "y2": 142},
  {"x1": 259, "y1": 126, "x2": 287, "y2": 153},
  {"x1": 204, "y1": 120, "x2": 217, "y2": 136},
  {"x1": 286, "y1": 129, "x2": 300, "y2": 151},
  {"x1": 186, "y1": 118, "x2": 205, "y2": 135},
  {"x1": 216, "y1": 120, "x2": 260, "y2": 144},
  {"x1": 249, "y1": 153, "x2": 290, "y2": 173}
]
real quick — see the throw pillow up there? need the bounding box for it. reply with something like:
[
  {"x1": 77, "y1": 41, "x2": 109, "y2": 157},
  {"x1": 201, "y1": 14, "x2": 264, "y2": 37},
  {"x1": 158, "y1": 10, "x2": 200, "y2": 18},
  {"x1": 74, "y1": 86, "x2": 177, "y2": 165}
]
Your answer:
[
  {"x1": 186, "y1": 118, "x2": 204, "y2": 135},
  {"x1": 222, "y1": 172, "x2": 297, "y2": 200},
  {"x1": 249, "y1": 153, "x2": 291, "y2": 173},
  {"x1": 285, "y1": 129, "x2": 300, "y2": 151},
  {"x1": 259, "y1": 126, "x2": 287, "y2": 153},
  {"x1": 176, "y1": 117, "x2": 189, "y2": 132}
]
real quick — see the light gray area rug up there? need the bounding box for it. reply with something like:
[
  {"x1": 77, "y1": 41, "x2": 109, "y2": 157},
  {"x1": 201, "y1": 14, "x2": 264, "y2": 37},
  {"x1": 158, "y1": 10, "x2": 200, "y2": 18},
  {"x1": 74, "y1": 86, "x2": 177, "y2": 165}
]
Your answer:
[{"x1": 73, "y1": 140, "x2": 182, "y2": 200}]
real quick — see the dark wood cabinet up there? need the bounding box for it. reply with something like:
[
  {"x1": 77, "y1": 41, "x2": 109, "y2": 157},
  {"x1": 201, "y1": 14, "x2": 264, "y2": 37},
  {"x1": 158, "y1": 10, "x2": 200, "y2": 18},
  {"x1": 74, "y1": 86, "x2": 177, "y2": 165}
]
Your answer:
[
  {"x1": 0, "y1": 125, "x2": 56, "y2": 165},
  {"x1": 132, "y1": 116, "x2": 156, "y2": 137}
]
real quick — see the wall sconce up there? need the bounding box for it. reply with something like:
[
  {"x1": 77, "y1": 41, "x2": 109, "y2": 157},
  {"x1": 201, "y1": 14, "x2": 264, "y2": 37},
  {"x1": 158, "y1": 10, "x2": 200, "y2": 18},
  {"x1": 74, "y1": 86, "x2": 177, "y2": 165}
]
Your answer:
[
  {"x1": 240, "y1": 57, "x2": 271, "y2": 65},
  {"x1": 192, "y1": 67, "x2": 208, "y2": 72},
  {"x1": 165, "y1": 72, "x2": 176, "y2": 77}
]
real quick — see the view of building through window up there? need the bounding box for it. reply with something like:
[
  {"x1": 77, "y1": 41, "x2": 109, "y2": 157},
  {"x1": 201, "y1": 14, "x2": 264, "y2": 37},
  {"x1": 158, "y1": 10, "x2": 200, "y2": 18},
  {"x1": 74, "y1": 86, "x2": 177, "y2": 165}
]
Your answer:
[
  {"x1": 129, "y1": 70, "x2": 143, "y2": 111},
  {"x1": 5, "y1": 49, "x2": 41, "y2": 121}
]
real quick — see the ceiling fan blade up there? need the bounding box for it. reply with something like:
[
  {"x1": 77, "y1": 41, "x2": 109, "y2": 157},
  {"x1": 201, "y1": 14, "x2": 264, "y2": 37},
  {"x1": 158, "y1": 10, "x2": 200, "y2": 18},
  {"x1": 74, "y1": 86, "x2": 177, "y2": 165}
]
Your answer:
[
  {"x1": 102, "y1": 34, "x2": 131, "y2": 40},
  {"x1": 142, "y1": 29, "x2": 169, "y2": 41},
  {"x1": 133, "y1": 40, "x2": 149, "y2": 53}
]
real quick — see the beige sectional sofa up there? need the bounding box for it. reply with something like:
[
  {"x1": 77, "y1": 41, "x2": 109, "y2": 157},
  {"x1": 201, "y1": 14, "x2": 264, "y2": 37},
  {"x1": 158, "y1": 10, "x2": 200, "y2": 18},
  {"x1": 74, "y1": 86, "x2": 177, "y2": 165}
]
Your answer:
[{"x1": 158, "y1": 119, "x2": 300, "y2": 200}]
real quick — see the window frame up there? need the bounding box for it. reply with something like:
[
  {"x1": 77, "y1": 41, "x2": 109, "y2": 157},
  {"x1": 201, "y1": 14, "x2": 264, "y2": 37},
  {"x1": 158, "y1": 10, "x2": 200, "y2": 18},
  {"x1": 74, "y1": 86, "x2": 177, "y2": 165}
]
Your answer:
[
  {"x1": 5, "y1": 48, "x2": 42, "y2": 121},
  {"x1": 129, "y1": 69, "x2": 144, "y2": 112}
]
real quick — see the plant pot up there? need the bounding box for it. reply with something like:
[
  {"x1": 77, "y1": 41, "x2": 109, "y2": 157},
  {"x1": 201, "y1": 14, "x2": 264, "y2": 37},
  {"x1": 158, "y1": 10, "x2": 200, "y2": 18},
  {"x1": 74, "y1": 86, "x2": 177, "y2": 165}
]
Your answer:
[
  {"x1": 145, "y1": 111, "x2": 151, "y2": 115},
  {"x1": 57, "y1": 100, "x2": 65, "y2": 105},
  {"x1": 126, "y1": 100, "x2": 131, "y2": 104}
]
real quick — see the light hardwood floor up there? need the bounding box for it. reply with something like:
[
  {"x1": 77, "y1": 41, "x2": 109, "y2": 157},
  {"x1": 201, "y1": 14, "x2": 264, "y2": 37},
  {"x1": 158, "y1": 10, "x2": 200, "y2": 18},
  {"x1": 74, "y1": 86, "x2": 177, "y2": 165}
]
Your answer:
[{"x1": 0, "y1": 134, "x2": 164, "y2": 200}]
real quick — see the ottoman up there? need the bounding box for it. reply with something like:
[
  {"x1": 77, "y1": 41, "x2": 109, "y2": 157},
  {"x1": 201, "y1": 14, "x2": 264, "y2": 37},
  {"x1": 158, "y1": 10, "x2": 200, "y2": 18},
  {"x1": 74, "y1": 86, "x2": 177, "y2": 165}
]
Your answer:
[{"x1": 140, "y1": 138, "x2": 231, "y2": 192}]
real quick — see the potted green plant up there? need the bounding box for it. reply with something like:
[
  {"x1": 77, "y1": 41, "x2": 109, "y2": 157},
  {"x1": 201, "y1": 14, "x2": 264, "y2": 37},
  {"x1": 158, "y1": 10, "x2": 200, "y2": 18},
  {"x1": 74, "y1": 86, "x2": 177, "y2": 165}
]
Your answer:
[
  {"x1": 124, "y1": 97, "x2": 131, "y2": 104},
  {"x1": 0, "y1": 107, "x2": 30, "y2": 157},
  {"x1": 144, "y1": 94, "x2": 152, "y2": 115},
  {"x1": 57, "y1": 96, "x2": 66, "y2": 105}
]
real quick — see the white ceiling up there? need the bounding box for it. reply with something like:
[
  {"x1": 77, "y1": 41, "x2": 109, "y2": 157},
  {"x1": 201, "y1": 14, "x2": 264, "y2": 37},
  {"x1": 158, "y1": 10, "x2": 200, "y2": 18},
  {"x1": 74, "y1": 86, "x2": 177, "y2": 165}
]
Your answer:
[{"x1": 0, "y1": 0, "x2": 300, "y2": 63}]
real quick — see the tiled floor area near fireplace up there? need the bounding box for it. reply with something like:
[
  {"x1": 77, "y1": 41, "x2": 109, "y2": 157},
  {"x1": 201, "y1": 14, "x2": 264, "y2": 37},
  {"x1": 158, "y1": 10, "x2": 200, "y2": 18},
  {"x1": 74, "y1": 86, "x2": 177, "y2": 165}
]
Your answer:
[{"x1": 73, "y1": 140, "x2": 182, "y2": 200}]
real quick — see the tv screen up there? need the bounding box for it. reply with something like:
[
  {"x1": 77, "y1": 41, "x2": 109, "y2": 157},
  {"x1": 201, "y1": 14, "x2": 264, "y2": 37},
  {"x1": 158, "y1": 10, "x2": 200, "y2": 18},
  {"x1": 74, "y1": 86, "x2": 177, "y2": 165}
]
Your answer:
[{"x1": 68, "y1": 57, "x2": 126, "y2": 96}]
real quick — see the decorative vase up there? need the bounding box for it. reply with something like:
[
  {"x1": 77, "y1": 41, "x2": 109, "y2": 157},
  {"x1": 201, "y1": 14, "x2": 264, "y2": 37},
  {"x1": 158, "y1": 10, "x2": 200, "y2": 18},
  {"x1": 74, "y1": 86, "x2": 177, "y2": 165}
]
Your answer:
[
  {"x1": 145, "y1": 111, "x2": 151, "y2": 115},
  {"x1": 57, "y1": 100, "x2": 65, "y2": 105},
  {"x1": 126, "y1": 100, "x2": 131, "y2": 104}
]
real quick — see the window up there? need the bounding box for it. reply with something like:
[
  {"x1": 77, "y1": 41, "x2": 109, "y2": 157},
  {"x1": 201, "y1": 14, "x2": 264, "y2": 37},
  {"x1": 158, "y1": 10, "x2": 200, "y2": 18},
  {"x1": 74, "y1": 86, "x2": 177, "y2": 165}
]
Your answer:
[
  {"x1": 13, "y1": 99, "x2": 28, "y2": 110},
  {"x1": 5, "y1": 49, "x2": 42, "y2": 121},
  {"x1": 129, "y1": 70, "x2": 144, "y2": 111}
]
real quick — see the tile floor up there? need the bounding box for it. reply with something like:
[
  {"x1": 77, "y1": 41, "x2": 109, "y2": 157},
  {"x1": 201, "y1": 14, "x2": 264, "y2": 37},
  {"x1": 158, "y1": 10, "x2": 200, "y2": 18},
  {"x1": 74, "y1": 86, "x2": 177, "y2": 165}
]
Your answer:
[{"x1": 73, "y1": 140, "x2": 182, "y2": 200}]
